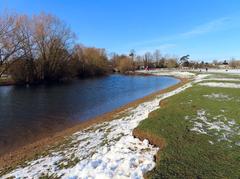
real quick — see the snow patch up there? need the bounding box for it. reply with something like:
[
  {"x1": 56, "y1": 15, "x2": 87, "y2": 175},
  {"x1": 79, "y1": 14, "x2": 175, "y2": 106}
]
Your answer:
[
  {"x1": 186, "y1": 109, "x2": 240, "y2": 145},
  {"x1": 199, "y1": 82, "x2": 240, "y2": 88},
  {"x1": 190, "y1": 69, "x2": 240, "y2": 74},
  {"x1": 137, "y1": 70, "x2": 196, "y2": 78},
  {"x1": 203, "y1": 78, "x2": 240, "y2": 82},
  {"x1": 194, "y1": 74, "x2": 210, "y2": 83},
  {"x1": 203, "y1": 93, "x2": 232, "y2": 101}
]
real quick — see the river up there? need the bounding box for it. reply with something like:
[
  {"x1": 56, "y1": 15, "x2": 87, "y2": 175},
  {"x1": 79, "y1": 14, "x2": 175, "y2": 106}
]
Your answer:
[{"x1": 0, "y1": 74, "x2": 179, "y2": 155}]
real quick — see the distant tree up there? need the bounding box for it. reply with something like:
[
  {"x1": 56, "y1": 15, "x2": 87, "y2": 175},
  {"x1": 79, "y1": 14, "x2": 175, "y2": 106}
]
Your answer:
[
  {"x1": 179, "y1": 55, "x2": 190, "y2": 67},
  {"x1": 222, "y1": 60, "x2": 228, "y2": 65},
  {"x1": 159, "y1": 57, "x2": 166, "y2": 68},
  {"x1": 113, "y1": 55, "x2": 134, "y2": 73},
  {"x1": 133, "y1": 55, "x2": 144, "y2": 70},
  {"x1": 143, "y1": 52, "x2": 154, "y2": 68},
  {"x1": 229, "y1": 58, "x2": 240, "y2": 68},
  {"x1": 199, "y1": 61, "x2": 205, "y2": 68},
  {"x1": 71, "y1": 45, "x2": 109, "y2": 77},
  {"x1": 153, "y1": 50, "x2": 161, "y2": 67},
  {"x1": 212, "y1": 60, "x2": 218, "y2": 65},
  {"x1": 129, "y1": 49, "x2": 135, "y2": 60},
  {"x1": 164, "y1": 58, "x2": 178, "y2": 68}
]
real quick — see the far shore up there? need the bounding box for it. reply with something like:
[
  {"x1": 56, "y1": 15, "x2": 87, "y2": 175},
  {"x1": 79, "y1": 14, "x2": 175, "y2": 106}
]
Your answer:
[
  {"x1": 1, "y1": 67, "x2": 240, "y2": 87},
  {"x1": 0, "y1": 79, "x2": 15, "y2": 86},
  {"x1": 0, "y1": 74, "x2": 188, "y2": 173}
]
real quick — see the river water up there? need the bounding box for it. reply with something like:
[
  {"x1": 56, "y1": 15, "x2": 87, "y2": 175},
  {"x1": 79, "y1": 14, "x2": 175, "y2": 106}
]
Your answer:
[{"x1": 0, "y1": 74, "x2": 179, "y2": 155}]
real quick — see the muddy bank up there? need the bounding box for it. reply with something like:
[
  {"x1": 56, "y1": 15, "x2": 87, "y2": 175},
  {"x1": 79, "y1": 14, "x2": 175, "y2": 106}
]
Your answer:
[
  {"x1": 132, "y1": 78, "x2": 189, "y2": 151},
  {"x1": 0, "y1": 79, "x2": 15, "y2": 86}
]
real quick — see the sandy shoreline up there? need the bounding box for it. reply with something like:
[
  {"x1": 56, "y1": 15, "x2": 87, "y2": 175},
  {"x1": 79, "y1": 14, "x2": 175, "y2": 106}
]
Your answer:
[{"x1": 0, "y1": 75, "x2": 188, "y2": 174}]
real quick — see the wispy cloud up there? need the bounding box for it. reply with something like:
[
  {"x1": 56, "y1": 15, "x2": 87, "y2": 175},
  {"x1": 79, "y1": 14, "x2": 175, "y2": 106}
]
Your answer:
[
  {"x1": 130, "y1": 16, "x2": 236, "y2": 48},
  {"x1": 181, "y1": 17, "x2": 230, "y2": 37}
]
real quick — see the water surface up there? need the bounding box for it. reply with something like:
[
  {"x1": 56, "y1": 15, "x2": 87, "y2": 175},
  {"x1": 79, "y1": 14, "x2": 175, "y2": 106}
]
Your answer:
[{"x1": 0, "y1": 74, "x2": 179, "y2": 155}]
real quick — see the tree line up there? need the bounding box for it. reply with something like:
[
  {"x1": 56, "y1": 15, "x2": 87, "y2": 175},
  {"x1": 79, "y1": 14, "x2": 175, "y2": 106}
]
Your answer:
[
  {"x1": 110, "y1": 49, "x2": 179, "y2": 73},
  {"x1": 0, "y1": 12, "x2": 109, "y2": 84},
  {"x1": 1, "y1": 12, "x2": 240, "y2": 84}
]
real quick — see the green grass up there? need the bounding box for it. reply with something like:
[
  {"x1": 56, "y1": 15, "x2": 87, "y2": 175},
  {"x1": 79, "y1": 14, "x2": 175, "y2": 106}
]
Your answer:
[{"x1": 137, "y1": 84, "x2": 240, "y2": 178}]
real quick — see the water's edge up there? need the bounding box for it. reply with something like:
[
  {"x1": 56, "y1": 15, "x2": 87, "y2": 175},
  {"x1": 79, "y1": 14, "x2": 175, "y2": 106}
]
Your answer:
[{"x1": 0, "y1": 75, "x2": 182, "y2": 172}]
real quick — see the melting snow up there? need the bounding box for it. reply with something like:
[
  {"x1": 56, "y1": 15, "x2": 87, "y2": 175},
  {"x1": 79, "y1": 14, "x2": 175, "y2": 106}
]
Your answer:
[
  {"x1": 199, "y1": 82, "x2": 240, "y2": 88},
  {"x1": 186, "y1": 109, "x2": 240, "y2": 145},
  {"x1": 203, "y1": 78, "x2": 240, "y2": 82},
  {"x1": 203, "y1": 93, "x2": 232, "y2": 101},
  {"x1": 137, "y1": 70, "x2": 196, "y2": 78}
]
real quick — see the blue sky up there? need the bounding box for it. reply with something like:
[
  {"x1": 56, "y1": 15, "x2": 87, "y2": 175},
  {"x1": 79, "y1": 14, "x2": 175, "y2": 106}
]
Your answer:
[{"x1": 1, "y1": 0, "x2": 240, "y2": 61}]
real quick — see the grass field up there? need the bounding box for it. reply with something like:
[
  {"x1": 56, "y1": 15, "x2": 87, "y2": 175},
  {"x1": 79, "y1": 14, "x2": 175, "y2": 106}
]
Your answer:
[{"x1": 136, "y1": 74, "x2": 240, "y2": 178}]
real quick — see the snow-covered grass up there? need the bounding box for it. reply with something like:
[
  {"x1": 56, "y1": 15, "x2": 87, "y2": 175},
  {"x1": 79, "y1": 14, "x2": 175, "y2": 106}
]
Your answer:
[
  {"x1": 203, "y1": 93, "x2": 233, "y2": 101},
  {"x1": 202, "y1": 78, "x2": 240, "y2": 82},
  {"x1": 135, "y1": 72, "x2": 240, "y2": 178},
  {"x1": 2, "y1": 76, "x2": 192, "y2": 179},
  {"x1": 199, "y1": 82, "x2": 240, "y2": 88},
  {"x1": 187, "y1": 109, "x2": 240, "y2": 146},
  {"x1": 137, "y1": 69, "x2": 196, "y2": 78},
  {"x1": 190, "y1": 68, "x2": 240, "y2": 75}
]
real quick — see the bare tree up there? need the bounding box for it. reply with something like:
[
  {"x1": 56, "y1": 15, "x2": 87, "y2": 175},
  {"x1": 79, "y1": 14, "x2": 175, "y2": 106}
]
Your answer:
[
  {"x1": 31, "y1": 13, "x2": 76, "y2": 81},
  {"x1": 117, "y1": 55, "x2": 134, "y2": 73},
  {"x1": 15, "y1": 15, "x2": 37, "y2": 83},
  {"x1": 71, "y1": 45, "x2": 109, "y2": 76},
  {"x1": 153, "y1": 49, "x2": 161, "y2": 67},
  {"x1": 143, "y1": 52, "x2": 153, "y2": 67},
  {"x1": 229, "y1": 58, "x2": 240, "y2": 68},
  {"x1": 0, "y1": 12, "x2": 113, "y2": 83},
  {"x1": 0, "y1": 13, "x2": 26, "y2": 77},
  {"x1": 164, "y1": 58, "x2": 178, "y2": 68}
]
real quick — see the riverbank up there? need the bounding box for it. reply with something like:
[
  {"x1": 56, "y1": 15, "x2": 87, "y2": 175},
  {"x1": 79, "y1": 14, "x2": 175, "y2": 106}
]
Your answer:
[
  {"x1": 134, "y1": 71, "x2": 240, "y2": 178},
  {"x1": 0, "y1": 75, "x2": 188, "y2": 178},
  {"x1": 0, "y1": 77, "x2": 15, "y2": 86}
]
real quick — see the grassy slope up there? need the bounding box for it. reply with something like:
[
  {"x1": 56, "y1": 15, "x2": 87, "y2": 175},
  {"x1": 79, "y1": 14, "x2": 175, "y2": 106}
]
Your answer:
[{"x1": 137, "y1": 83, "x2": 240, "y2": 178}]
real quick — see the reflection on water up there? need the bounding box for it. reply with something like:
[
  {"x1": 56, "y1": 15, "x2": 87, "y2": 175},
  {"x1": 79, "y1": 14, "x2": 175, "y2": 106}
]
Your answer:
[{"x1": 0, "y1": 74, "x2": 179, "y2": 155}]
